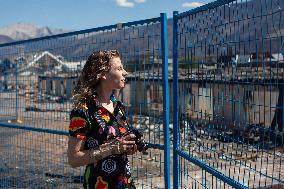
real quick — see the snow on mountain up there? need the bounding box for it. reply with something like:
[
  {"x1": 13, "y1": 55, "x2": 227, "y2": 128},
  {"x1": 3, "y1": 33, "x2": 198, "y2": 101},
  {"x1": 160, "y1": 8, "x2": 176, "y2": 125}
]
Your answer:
[{"x1": 0, "y1": 22, "x2": 68, "y2": 42}]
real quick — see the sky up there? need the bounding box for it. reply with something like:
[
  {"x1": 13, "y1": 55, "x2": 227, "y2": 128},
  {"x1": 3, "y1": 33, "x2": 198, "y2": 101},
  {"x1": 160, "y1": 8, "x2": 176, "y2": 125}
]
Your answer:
[{"x1": 0, "y1": 0, "x2": 211, "y2": 31}]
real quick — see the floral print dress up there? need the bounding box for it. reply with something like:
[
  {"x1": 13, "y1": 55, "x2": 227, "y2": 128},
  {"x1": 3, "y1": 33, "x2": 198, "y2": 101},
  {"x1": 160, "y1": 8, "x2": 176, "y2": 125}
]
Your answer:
[{"x1": 69, "y1": 94, "x2": 136, "y2": 189}]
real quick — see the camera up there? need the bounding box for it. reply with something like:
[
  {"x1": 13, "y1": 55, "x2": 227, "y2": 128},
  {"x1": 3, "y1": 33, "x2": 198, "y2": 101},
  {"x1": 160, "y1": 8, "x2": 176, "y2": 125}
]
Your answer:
[
  {"x1": 116, "y1": 105, "x2": 148, "y2": 153},
  {"x1": 128, "y1": 128, "x2": 148, "y2": 153}
]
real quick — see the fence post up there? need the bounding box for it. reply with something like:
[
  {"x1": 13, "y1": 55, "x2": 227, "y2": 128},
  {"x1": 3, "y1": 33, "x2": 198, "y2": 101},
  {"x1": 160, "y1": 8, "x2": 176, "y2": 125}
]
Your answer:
[
  {"x1": 15, "y1": 59, "x2": 19, "y2": 121},
  {"x1": 172, "y1": 10, "x2": 180, "y2": 189},
  {"x1": 160, "y1": 12, "x2": 170, "y2": 189}
]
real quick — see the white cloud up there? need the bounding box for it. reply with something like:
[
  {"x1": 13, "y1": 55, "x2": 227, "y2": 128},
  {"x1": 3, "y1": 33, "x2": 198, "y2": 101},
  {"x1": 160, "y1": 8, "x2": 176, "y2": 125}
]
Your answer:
[
  {"x1": 182, "y1": 2, "x2": 204, "y2": 8},
  {"x1": 134, "y1": 0, "x2": 146, "y2": 3},
  {"x1": 115, "y1": 0, "x2": 134, "y2": 7},
  {"x1": 115, "y1": 0, "x2": 146, "y2": 7}
]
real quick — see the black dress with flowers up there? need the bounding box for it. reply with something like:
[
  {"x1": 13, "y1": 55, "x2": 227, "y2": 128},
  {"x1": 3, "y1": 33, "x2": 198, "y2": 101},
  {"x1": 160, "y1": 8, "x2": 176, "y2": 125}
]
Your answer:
[{"x1": 69, "y1": 94, "x2": 136, "y2": 189}]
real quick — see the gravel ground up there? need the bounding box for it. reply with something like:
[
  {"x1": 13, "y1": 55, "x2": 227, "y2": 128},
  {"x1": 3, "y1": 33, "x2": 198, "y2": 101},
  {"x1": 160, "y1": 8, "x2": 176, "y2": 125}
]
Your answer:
[{"x1": 0, "y1": 94, "x2": 283, "y2": 188}]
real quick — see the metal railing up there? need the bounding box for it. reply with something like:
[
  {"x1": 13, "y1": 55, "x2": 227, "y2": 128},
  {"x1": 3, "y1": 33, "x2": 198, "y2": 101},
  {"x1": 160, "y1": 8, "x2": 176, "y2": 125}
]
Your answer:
[
  {"x1": 173, "y1": 0, "x2": 284, "y2": 188},
  {"x1": 0, "y1": 14, "x2": 170, "y2": 189},
  {"x1": 1, "y1": 0, "x2": 283, "y2": 188}
]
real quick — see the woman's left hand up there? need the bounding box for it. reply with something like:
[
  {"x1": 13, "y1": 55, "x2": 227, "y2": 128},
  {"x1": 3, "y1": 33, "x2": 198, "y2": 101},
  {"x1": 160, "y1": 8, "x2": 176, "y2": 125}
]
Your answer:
[
  {"x1": 121, "y1": 134, "x2": 137, "y2": 155},
  {"x1": 126, "y1": 143, "x2": 137, "y2": 155}
]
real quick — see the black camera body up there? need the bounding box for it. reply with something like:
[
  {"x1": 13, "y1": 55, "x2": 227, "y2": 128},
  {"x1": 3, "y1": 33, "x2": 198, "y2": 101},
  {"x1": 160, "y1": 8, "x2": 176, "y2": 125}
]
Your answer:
[
  {"x1": 116, "y1": 104, "x2": 148, "y2": 153},
  {"x1": 128, "y1": 128, "x2": 148, "y2": 153}
]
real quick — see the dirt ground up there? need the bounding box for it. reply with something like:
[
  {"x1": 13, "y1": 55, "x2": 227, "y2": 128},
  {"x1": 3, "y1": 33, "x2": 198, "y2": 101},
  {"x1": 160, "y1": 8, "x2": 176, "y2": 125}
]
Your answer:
[{"x1": 0, "y1": 94, "x2": 283, "y2": 188}]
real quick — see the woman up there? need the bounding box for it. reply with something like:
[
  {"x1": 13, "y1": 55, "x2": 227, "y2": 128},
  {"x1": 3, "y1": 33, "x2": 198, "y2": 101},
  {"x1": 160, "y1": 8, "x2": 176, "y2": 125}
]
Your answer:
[{"x1": 67, "y1": 50, "x2": 137, "y2": 189}]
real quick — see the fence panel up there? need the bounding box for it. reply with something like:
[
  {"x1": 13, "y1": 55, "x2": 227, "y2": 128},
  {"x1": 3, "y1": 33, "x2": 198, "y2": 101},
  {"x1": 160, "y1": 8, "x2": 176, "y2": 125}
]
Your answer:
[
  {"x1": 173, "y1": 0, "x2": 284, "y2": 188},
  {"x1": 0, "y1": 15, "x2": 170, "y2": 188}
]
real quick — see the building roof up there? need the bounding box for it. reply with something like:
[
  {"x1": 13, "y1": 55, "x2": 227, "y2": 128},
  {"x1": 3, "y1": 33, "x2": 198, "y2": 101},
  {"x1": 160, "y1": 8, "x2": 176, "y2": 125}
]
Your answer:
[{"x1": 18, "y1": 51, "x2": 82, "y2": 73}]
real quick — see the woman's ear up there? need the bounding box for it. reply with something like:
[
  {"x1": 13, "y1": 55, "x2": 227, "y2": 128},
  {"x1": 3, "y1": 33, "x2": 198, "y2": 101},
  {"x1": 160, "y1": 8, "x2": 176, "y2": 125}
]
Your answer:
[
  {"x1": 100, "y1": 73, "x2": 107, "y2": 80},
  {"x1": 96, "y1": 72, "x2": 106, "y2": 81}
]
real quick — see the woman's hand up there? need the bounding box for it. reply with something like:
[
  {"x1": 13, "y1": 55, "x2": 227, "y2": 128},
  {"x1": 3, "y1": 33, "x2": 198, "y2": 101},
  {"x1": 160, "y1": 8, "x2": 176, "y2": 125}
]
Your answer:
[
  {"x1": 117, "y1": 134, "x2": 137, "y2": 155},
  {"x1": 68, "y1": 133, "x2": 136, "y2": 168}
]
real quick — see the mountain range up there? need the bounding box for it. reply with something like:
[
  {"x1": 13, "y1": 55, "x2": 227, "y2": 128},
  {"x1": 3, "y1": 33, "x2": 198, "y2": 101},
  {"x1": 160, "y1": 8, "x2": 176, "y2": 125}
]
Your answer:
[
  {"x1": 0, "y1": 34, "x2": 13, "y2": 44},
  {"x1": 0, "y1": 22, "x2": 69, "y2": 43},
  {"x1": 0, "y1": 0, "x2": 283, "y2": 61}
]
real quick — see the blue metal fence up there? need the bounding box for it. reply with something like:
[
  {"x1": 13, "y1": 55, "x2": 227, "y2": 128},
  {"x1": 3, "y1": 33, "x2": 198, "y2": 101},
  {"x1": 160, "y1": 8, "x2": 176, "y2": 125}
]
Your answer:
[
  {"x1": 173, "y1": 0, "x2": 283, "y2": 188},
  {"x1": 0, "y1": 0, "x2": 284, "y2": 188},
  {"x1": 0, "y1": 14, "x2": 170, "y2": 189}
]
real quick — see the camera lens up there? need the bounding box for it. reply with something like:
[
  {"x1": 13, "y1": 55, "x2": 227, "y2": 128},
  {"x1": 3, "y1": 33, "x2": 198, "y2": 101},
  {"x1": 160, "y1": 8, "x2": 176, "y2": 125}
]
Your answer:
[{"x1": 136, "y1": 139, "x2": 148, "y2": 152}]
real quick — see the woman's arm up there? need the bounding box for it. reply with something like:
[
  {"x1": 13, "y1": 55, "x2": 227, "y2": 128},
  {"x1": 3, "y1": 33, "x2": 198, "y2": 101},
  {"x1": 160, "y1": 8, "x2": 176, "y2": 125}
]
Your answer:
[
  {"x1": 67, "y1": 136, "x2": 93, "y2": 168},
  {"x1": 67, "y1": 134, "x2": 137, "y2": 168}
]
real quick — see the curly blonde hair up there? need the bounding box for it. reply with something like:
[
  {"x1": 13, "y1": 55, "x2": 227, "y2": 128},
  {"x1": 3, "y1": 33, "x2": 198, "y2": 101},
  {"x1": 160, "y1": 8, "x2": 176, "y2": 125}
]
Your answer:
[{"x1": 72, "y1": 50, "x2": 120, "y2": 109}]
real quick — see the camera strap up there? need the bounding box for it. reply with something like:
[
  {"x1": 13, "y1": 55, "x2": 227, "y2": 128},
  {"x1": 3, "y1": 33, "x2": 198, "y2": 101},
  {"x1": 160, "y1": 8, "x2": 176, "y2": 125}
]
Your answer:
[{"x1": 116, "y1": 101, "x2": 133, "y2": 131}]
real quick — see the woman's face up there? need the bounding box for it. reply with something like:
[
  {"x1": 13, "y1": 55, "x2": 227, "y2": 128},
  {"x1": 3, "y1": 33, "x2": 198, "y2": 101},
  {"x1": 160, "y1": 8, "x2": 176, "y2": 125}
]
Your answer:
[{"x1": 104, "y1": 57, "x2": 128, "y2": 89}]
